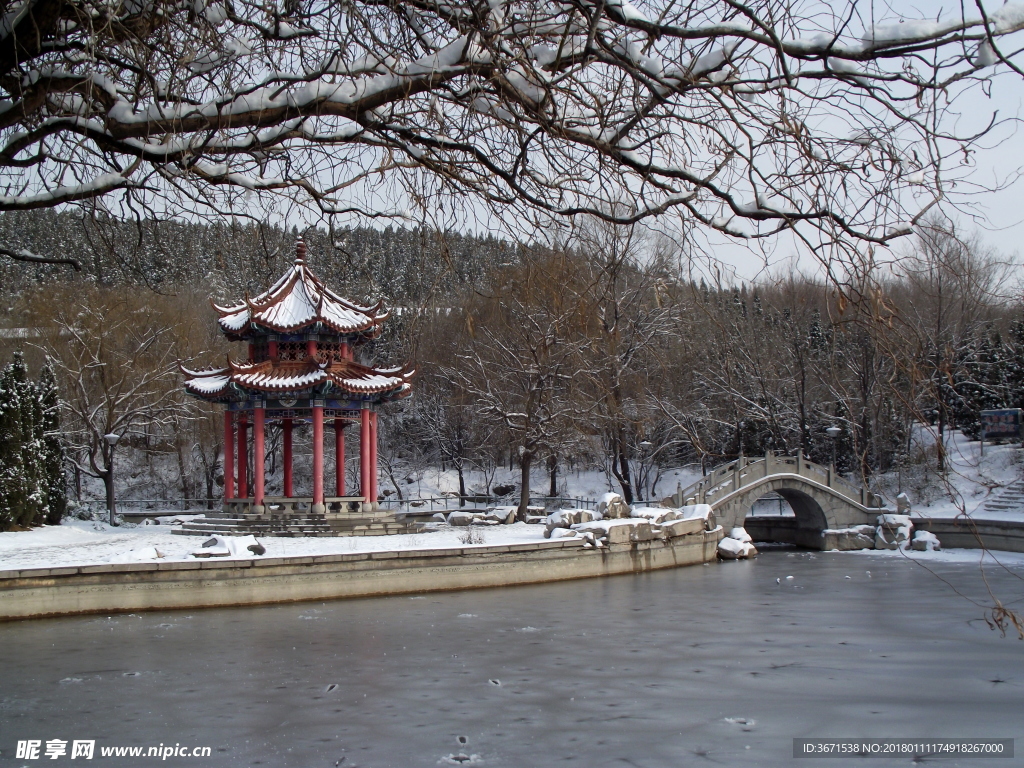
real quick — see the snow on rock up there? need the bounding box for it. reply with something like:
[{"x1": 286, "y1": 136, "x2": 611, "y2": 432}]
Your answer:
[
  {"x1": 631, "y1": 506, "x2": 682, "y2": 524},
  {"x1": 544, "y1": 508, "x2": 599, "y2": 538},
  {"x1": 877, "y1": 513, "x2": 912, "y2": 529},
  {"x1": 874, "y1": 516, "x2": 913, "y2": 550},
  {"x1": 597, "y1": 492, "x2": 631, "y2": 519},
  {"x1": 447, "y1": 511, "x2": 475, "y2": 526},
  {"x1": 548, "y1": 527, "x2": 579, "y2": 540},
  {"x1": 895, "y1": 493, "x2": 911, "y2": 513},
  {"x1": 682, "y1": 503, "x2": 715, "y2": 523},
  {"x1": 911, "y1": 530, "x2": 941, "y2": 552},
  {"x1": 727, "y1": 527, "x2": 752, "y2": 543},
  {"x1": 192, "y1": 535, "x2": 265, "y2": 559},
  {"x1": 718, "y1": 536, "x2": 757, "y2": 559}
]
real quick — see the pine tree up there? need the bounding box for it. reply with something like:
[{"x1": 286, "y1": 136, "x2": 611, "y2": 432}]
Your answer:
[
  {"x1": 0, "y1": 357, "x2": 29, "y2": 529},
  {"x1": 37, "y1": 359, "x2": 67, "y2": 525},
  {"x1": 12, "y1": 352, "x2": 47, "y2": 527}
]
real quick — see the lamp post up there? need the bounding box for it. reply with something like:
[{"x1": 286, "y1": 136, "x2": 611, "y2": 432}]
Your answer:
[
  {"x1": 826, "y1": 426, "x2": 842, "y2": 470},
  {"x1": 104, "y1": 432, "x2": 120, "y2": 526}
]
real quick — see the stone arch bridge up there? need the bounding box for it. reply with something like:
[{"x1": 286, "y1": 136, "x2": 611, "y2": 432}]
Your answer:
[{"x1": 670, "y1": 452, "x2": 890, "y2": 550}]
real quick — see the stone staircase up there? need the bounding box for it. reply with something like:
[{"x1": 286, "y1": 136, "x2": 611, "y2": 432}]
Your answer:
[
  {"x1": 982, "y1": 480, "x2": 1024, "y2": 515},
  {"x1": 171, "y1": 508, "x2": 430, "y2": 538}
]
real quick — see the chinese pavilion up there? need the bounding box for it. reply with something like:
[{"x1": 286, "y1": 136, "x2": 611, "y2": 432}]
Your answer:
[{"x1": 179, "y1": 240, "x2": 414, "y2": 536}]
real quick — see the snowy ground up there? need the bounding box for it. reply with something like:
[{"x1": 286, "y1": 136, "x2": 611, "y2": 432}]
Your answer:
[
  {"x1": 880, "y1": 428, "x2": 1024, "y2": 521},
  {"x1": 0, "y1": 518, "x2": 552, "y2": 571}
]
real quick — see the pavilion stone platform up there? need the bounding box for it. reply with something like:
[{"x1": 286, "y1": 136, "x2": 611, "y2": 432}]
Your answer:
[
  {"x1": 179, "y1": 240, "x2": 416, "y2": 538},
  {"x1": 173, "y1": 498, "x2": 426, "y2": 537}
]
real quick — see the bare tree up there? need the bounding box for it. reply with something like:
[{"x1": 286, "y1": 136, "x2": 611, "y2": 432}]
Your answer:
[
  {"x1": 0, "y1": 1, "x2": 1022, "y2": 272},
  {"x1": 452, "y1": 251, "x2": 589, "y2": 519},
  {"x1": 36, "y1": 288, "x2": 187, "y2": 522},
  {"x1": 892, "y1": 219, "x2": 1016, "y2": 470},
  {"x1": 570, "y1": 220, "x2": 676, "y2": 502}
]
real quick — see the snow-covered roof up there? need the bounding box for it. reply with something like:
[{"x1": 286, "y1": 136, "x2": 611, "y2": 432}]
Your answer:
[
  {"x1": 181, "y1": 358, "x2": 413, "y2": 401},
  {"x1": 214, "y1": 240, "x2": 388, "y2": 339}
]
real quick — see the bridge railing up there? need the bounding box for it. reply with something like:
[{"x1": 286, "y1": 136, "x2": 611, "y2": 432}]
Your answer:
[{"x1": 673, "y1": 451, "x2": 883, "y2": 509}]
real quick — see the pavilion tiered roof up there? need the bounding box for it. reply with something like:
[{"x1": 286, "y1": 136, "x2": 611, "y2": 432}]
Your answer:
[
  {"x1": 213, "y1": 244, "x2": 388, "y2": 341},
  {"x1": 182, "y1": 358, "x2": 413, "y2": 402}
]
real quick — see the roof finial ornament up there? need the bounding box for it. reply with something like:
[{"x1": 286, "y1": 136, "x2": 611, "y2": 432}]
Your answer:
[{"x1": 295, "y1": 237, "x2": 307, "y2": 265}]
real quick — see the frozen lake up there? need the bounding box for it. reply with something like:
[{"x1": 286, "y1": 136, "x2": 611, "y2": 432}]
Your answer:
[{"x1": 1, "y1": 550, "x2": 1021, "y2": 767}]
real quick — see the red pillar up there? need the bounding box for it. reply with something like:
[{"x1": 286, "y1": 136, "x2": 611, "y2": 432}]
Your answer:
[
  {"x1": 237, "y1": 415, "x2": 248, "y2": 499},
  {"x1": 369, "y1": 411, "x2": 378, "y2": 504},
  {"x1": 335, "y1": 421, "x2": 346, "y2": 496},
  {"x1": 283, "y1": 418, "x2": 293, "y2": 498},
  {"x1": 360, "y1": 406, "x2": 370, "y2": 500},
  {"x1": 223, "y1": 411, "x2": 234, "y2": 500},
  {"x1": 313, "y1": 404, "x2": 325, "y2": 508},
  {"x1": 253, "y1": 406, "x2": 265, "y2": 507}
]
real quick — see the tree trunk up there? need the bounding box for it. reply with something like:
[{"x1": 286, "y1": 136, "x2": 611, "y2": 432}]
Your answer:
[
  {"x1": 457, "y1": 459, "x2": 466, "y2": 504},
  {"x1": 548, "y1": 454, "x2": 557, "y2": 497},
  {"x1": 175, "y1": 443, "x2": 189, "y2": 502},
  {"x1": 615, "y1": 436, "x2": 634, "y2": 504},
  {"x1": 517, "y1": 451, "x2": 533, "y2": 521}
]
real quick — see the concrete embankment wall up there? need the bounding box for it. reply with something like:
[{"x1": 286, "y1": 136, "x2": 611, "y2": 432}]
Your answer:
[
  {"x1": 0, "y1": 530, "x2": 723, "y2": 621},
  {"x1": 744, "y1": 516, "x2": 1024, "y2": 553}
]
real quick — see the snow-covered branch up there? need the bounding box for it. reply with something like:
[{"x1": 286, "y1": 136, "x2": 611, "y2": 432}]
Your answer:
[{"x1": 0, "y1": 1, "x2": 1022, "y2": 260}]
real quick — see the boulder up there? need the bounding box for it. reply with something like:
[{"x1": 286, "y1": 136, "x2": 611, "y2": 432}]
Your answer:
[
  {"x1": 547, "y1": 510, "x2": 581, "y2": 528},
  {"x1": 598, "y1": 492, "x2": 631, "y2": 519},
  {"x1": 605, "y1": 524, "x2": 634, "y2": 545},
  {"x1": 911, "y1": 530, "x2": 941, "y2": 552},
  {"x1": 447, "y1": 511, "x2": 475, "y2": 526},
  {"x1": 718, "y1": 537, "x2": 757, "y2": 559},
  {"x1": 660, "y1": 517, "x2": 705, "y2": 538},
  {"x1": 896, "y1": 492, "x2": 911, "y2": 514},
  {"x1": 877, "y1": 513, "x2": 913, "y2": 531},
  {"x1": 823, "y1": 525, "x2": 875, "y2": 550},
  {"x1": 487, "y1": 506, "x2": 518, "y2": 525},
  {"x1": 632, "y1": 506, "x2": 681, "y2": 524},
  {"x1": 548, "y1": 527, "x2": 579, "y2": 540},
  {"x1": 874, "y1": 528, "x2": 898, "y2": 550},
  {"x1": 682, "y1": 504, "x2": 716, "y2": 531},
  {"x1": 630, "y1": 522, "x2": 657, "y2": 542}
]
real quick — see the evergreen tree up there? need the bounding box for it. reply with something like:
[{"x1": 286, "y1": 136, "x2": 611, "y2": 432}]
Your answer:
[
  {"x1": 12, "y1": 351, "x2": 46, "y2": 527},
  {"x1": 0, "y1": 356, "x2": 29, "y2": 529},
  {"x1": 37, "y1": 359, "x2": 67, "y2": 525}
]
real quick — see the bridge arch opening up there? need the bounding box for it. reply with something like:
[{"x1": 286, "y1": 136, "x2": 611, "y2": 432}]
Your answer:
[{"x1": 744, "y1": 489, "x2": 829, "y2": 549}]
